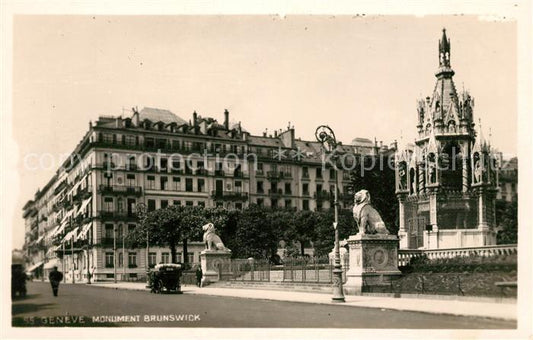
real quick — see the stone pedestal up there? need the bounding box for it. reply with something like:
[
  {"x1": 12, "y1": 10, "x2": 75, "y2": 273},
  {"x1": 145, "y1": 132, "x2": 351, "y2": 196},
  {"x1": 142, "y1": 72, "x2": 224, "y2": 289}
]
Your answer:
[
  {"x1": 200, "y1": 250, "x2": 232, "y2": 286},
  {"x1": 344, "y1": 234, "x2": 402, "y2": 295}
]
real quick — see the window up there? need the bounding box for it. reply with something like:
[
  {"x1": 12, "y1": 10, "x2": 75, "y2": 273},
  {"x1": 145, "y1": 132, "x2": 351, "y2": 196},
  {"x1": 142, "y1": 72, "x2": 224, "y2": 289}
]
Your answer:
[
  {"x1": 145, "y1": 137, "x2": 155, "y2": 148},
  {"x1": 105, "y1": 252, "x2": 114, "y2": 268},
  {"x1": 128, "y1": 224, "x2": 136, "y2": 233},
  {"x1": 271, "y1": 199, "x2": 278, "y2": 208},
  {"x1": 235, "y1": 181, "x2": 242, "y2": 192},
  {"x1": 285, "y1": 183, "x2": 291, "y2": 195},
  {"x1": 118, "y1": 252, "x2": 123, "y2": 267},
  {"x1": 317, "y1": 184, "x2": 323, "y2": 193},
  {"x1": 257, "y1": 181, "x2": 264, "y2": 193},
  {"x1": 172, "y1": 140, "x2": 180, "y2": 150},
  {"x1": 102, "y1": 134, "x2": 113, "y2": 143},
  {"x1": 186, "y1": 178, "x2": 193, "y2": 192},
  {"x1": 257, "y1": 198, "x2": 264, "y2": 207},
  {"x1": 125, "y1": 135, "x2": 136, "y2": 146},
  {"x1": 104, "y1": 197, "x2": 113, "y2": 211},
  {"x1": 303, "y1": 200, "x2": 309, "y2": 211},
  {"x1": 171, "y1": 158, "x2": 182, "y2": 172},
  {"x1": 116, "y1": 198, "x2": 124, "y2": 212},
  {"x1": 302, "y1": 167, "x2": 309, "y2": 178},
  {"x1": 126, "y1": 174, "x2": 135, "y2": 186},
  {"x1": 285, "y1": 199, "x2": 291, "y2": 208},
  {"x1": 161, "y1": 200, "x2": 168, "y2": 209},
  {"x1": 257, "y1": 162, "x2": 264, "y2": 171},
  {"x1": 156, "y1": 138, "x2": 167, "y2": 149},
  {"x1": 330, "y1": 168, "x2": 336, "y2": 180},
  {"x1": 105, "y1": 224, "x2": 114, "y2": 238},
  {"x1": 316, "y1": 168, "x2": 322, "y2": 179},
  {"x1": 160, "y1": 157, "x2": 168, "y2": 172},
  {"x1": 160, "y1": 176, "x2": 168, "y2": 190},
  {"x1": 173, "y1": 200, "x2": 180, "y2": 206},
  {"x1": 128, "y1": 252, "x2": 137, "y2": 268},
  {"x1": 187, "y1": 252, "x2": 194, "y2": 264},
  {"x1": 147, "y1": 199, "x2": 156, "y2": 212},
  {"x1": 161, "y1": 253, "x2": 170, "y2": 264},
  {"x1": 176, "y1": 252, "x2": 182, "y2": 263},
  {"x1": 186, "y1": 201, "x2": 194, "y2": 206},
  {"x1": 198, "y1": 201, "x2": 205, "y2": 208},
  {"x1": 147, "y1": 175, "x2": 155, "y2": 189},
  {"x1": 173, "y1": 177, "x2": 181, "y2": 191},
  {"x1": 127, "y1": 155, "x2": 137, "y2": 170},
  {"x1": 303, "y1": 183, "x2": 309, "y2": 195},
  {"x1": 197, "y1": 179, "x2": 205, "y2": 192}
]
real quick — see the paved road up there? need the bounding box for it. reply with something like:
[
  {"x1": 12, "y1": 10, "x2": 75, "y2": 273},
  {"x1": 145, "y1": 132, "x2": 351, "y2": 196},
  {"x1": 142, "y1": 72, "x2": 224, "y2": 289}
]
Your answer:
[{"x1": 12, "y1": 282, "x2": 515, "y2": 328}]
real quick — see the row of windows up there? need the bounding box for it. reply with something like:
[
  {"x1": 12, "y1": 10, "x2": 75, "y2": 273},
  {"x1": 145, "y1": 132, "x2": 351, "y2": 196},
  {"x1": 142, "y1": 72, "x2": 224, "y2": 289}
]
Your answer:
[
  {"x1": 100, "y1": 133, "x2": 247, "y2": 154},
  {"x1": 105, "y1": 252, "x2": 137, "y2": 268},
  {"x1": 147, "y1": 199, "x2": 206, "y2": 211},
  {"x1": 147, "y1": 252, "x2": 195, "y2": 267}
]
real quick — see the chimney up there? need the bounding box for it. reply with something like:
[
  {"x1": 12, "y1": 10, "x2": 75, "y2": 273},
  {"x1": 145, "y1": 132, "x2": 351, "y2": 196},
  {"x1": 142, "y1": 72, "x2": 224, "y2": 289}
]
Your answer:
[
  {"x1": 263, "y1": 129, "x2": 268, "y2": 137},
  {"x1": 224, "y1": 109, "x2": 229, "y2": 130},
  {"x1": 193, "y1": 111, "x2": 198, "y2": 134},
  {"x1": 274, "y1": 130, "x2": 278, "y2": 138}
]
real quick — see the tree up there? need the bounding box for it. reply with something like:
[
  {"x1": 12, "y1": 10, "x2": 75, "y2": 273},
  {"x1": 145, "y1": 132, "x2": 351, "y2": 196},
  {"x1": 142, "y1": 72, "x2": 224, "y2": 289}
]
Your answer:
[
  {"x1": 495, "y1": 197, "x2": 518, "y2": 244},
  {"x1": 232, "y1": 205, "x2": 278, "y2": 259},
  {"x1": 281, "y1": 210, "x2": 318, "y2": 257},
  {"x1": 312, "y1": 208, "x2": 355, "y2": 257}
]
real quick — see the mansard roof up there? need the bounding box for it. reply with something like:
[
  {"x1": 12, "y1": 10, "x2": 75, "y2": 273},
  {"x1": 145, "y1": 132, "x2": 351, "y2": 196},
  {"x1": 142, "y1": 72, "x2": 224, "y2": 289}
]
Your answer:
[{"x1": 138, "y1": 107, "x2": 188, "y2": 126}]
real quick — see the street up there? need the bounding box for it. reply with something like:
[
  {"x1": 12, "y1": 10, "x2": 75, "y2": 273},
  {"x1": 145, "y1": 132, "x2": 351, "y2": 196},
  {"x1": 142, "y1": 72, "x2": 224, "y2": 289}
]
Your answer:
[{"x1": 12, "y1": 282, "x2": 515, "y2": 328}]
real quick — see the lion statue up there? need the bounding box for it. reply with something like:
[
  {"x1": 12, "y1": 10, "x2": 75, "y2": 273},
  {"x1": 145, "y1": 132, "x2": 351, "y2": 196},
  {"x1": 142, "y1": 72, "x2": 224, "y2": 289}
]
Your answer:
[
  {"x1": 352, "y1": 190, "x2": 389, "y2": 235},
  {"x1": 202, "y1": 223, "x2": 230, "y2": 252}
]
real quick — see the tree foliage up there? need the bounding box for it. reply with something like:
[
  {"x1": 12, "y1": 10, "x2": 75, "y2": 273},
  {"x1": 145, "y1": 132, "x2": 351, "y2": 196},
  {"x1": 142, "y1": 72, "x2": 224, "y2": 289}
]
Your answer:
[{"x1": 495, "y1": 197, "x2": 518, "y2": 244}]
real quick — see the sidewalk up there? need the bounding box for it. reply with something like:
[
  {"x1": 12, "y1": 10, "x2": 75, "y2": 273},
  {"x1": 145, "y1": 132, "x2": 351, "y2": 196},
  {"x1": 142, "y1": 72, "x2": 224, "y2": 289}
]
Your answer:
[{"x1": 90, "y1": 282, "x2": 516, "y2": 321}]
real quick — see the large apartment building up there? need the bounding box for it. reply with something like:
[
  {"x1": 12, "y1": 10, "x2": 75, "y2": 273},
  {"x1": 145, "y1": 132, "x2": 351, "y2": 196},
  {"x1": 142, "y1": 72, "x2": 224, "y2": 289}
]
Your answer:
[{"x1": 22, "y1": 107, "x2": 393, "y2": 282}]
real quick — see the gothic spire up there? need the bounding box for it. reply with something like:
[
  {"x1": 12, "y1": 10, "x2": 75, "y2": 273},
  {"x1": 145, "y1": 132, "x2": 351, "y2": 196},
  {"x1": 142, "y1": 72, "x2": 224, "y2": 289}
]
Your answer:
[
  {"x1": 436, "y1": 28, "x2": 454, "y2": 78},
  {"x1": 439, "y1": 28, "x2": 451, "y2": 67}
]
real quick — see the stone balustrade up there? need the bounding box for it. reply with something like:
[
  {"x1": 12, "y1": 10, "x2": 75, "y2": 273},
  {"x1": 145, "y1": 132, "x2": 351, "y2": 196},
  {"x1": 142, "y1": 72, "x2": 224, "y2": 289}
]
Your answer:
[{"x1": 398, "y1": 244, "x2": 517, "y2": 267}]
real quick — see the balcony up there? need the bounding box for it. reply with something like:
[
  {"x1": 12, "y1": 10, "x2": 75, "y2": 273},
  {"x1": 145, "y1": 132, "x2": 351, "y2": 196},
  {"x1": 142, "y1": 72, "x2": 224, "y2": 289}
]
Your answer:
[
  {"x1": 72, "y1": 186, "x2": 93, "y2": 202},
  {"x1": 210, "y1": 191, "x2": 249, "y2": 201},
  {"x1": 97, "y1": 211, "x2": 138, "y2": 221},
  {"x1": 255, "y1": 170, "x2": 264, "y2": 177},
  {"x1": 214, "y1": 170, "x2": 225, "y2": 177},
  {"x1": 268, "y1": 189, "x2": 284, "y2": 198},
  {"x1": 302, "y1": 173, "x2": 310, "y2": 180},
  {"x1": 314, "y1": 190, "x2": 332, "y2": 200},
  {"x1": 98, "y1": 185, "x2": 142, "y2": 196},
  {"x1": 195, "y1": 169, "x2": 209, "y2": 176}
]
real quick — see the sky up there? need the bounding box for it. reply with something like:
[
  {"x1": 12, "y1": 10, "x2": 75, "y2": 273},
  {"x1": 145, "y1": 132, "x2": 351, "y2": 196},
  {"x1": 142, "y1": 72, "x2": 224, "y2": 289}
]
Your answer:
[{"x1": 11, "y1": 15, "x2": 517, "y2": 249}]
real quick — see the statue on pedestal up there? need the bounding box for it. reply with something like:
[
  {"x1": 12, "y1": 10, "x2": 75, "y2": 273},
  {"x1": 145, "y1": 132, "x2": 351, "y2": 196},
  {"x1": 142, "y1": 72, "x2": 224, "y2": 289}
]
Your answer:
[
  {"x1": 202, "y1": 223, "x2": 230, "y2": 252},
  {"x1": 352, "y1": 190, "x2": 389, "y2": 235}
]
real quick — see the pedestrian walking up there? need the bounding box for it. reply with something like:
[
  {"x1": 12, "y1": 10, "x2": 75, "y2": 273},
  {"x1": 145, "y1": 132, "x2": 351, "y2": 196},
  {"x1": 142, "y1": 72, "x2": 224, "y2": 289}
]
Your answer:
[
  {"x1": 48, "y1": 266, "x2": 63, "y2": 297},
  {"x1": 195, "y1": 266, "x2": 203, "y2": 287}
]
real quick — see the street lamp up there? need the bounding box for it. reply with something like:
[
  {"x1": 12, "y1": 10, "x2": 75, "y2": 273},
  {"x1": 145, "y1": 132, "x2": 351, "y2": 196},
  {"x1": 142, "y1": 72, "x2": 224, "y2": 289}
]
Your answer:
[
  {"x1": 113, "y1": 224, "x2": 117, "y2": 284},
  {"x1": 315, "y1": 125, "x2": 345, "y2": 303}
]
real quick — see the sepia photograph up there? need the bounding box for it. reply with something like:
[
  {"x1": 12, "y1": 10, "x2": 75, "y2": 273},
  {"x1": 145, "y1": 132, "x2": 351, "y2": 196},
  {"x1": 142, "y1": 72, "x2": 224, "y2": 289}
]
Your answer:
[{"x1": 2, "y1": 1, "x2": 532, "y2": 339}]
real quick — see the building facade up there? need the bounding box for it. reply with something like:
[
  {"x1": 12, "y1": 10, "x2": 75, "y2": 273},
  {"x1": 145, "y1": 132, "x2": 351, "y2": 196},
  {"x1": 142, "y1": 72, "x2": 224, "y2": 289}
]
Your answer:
[
  {"x1": 395, "y1": 29, "x2": 499, "y2": 249},
  {"x1": 23, "y1": 107, "x2": 390, "y2": 282}
]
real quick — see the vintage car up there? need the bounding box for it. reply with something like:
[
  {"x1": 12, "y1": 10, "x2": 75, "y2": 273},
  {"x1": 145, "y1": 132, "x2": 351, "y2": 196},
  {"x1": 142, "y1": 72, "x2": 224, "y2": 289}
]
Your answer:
[{"x1": 148, "y1": 263, "x2": 183, "y2": 294}]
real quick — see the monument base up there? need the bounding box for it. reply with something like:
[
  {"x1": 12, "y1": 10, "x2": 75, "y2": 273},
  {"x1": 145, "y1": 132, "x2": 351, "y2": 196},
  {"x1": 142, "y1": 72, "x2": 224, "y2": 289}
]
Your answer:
[
  {"x1": 344, "y1": 234, "x2": 402, "y2": 295},
  {"x1": 200, "y1": 250, "x2": 232, "y2": 286}
]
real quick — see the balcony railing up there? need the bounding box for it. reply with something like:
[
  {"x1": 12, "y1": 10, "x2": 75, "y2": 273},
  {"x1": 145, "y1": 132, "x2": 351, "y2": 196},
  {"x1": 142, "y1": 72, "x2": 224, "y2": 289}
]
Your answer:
[
  {"x1": 98, "y1": 211, "x2": 138, "y2": 220},
  {"x1": 210, "y1": 191, "x2": 249, "y2": 201},
  {"x1": 314, "y1": 190, "x2": 332, "y2": 200},
  {"x1": 214, "y1": 170, "x2": 225, "y2": 177},
  {"x1": 267, "y1": 171, "x2": 291, "y2": 179},
  {"x1": 98, "y1": 185, "x2": 142, "y2": 196},
  {"x1": 268, "y1": 189, "x2": 284, "y2": 197},
  {"x1": 195, "y1": 169, "x2": 209, "y2": 176}
]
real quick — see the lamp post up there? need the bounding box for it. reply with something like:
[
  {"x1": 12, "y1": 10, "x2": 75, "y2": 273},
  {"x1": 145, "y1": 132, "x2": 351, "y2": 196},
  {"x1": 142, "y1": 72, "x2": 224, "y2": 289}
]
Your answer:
[
  {"x1": 113, "y1": 225, "x2": 117, "y2": 283},
  {"x1": 315, "y1": 125, "x2": 345, "y2": 303}
]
